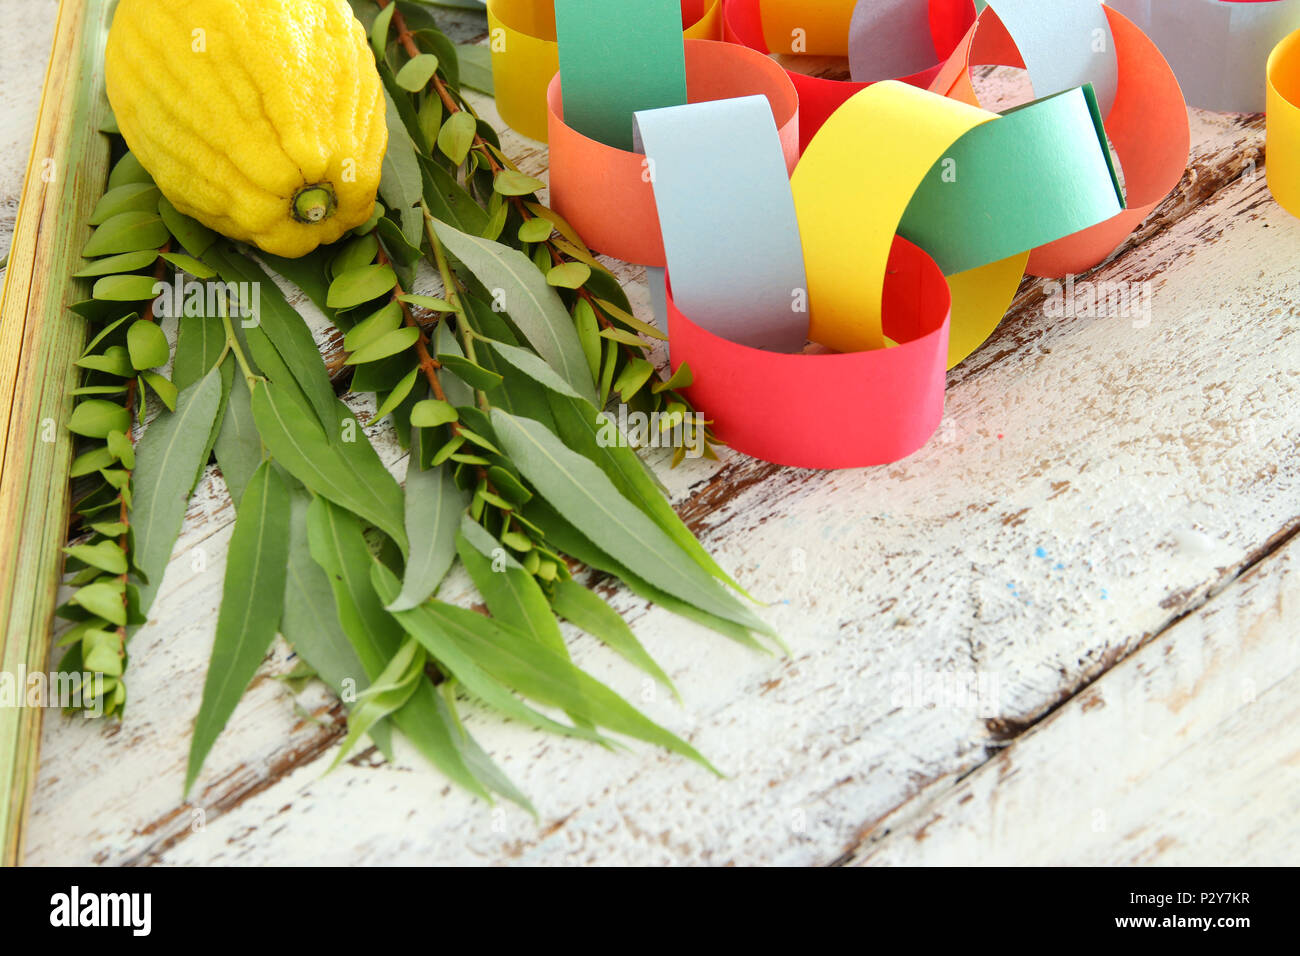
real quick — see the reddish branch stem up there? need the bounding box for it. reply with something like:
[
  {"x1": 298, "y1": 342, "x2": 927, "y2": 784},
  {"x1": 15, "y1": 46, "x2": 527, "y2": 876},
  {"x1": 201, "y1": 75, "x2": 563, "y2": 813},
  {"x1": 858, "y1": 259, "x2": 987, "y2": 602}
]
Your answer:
[{"x1": 378, "y1": 248, "x2": 448, "y2": 402}]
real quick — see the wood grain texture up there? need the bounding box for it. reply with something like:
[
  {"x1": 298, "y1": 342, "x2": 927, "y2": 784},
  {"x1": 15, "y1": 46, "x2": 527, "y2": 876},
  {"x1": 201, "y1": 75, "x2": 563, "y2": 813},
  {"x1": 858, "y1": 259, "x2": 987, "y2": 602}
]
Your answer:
[
  {"x1": 0, "y1": 0, "x2": 112, "y2": 867},
  {"x1": 0, "y1": 0, "x2": 58, "y2": 257},
  {"x1": 10, "y1": 26, "x2": 1300, "y2": 865},
  {"x1": 845, "y1": 530, "x2": 1300, "y2": 866}
]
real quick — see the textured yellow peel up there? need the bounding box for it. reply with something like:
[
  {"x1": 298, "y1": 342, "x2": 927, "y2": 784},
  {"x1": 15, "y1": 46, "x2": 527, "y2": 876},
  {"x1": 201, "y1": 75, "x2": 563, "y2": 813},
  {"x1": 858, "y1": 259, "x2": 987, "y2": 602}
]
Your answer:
[{"x1": 105, "y1": 0, "x2": 388, "y2": 258}]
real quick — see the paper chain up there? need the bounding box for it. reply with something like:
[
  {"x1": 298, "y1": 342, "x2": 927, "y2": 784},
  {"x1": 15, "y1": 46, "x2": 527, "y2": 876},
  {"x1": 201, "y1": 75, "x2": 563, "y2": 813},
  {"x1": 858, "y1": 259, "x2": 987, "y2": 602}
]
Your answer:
[{"x1": 485, "y1": 0, "x2": 1299, "y2": 469}]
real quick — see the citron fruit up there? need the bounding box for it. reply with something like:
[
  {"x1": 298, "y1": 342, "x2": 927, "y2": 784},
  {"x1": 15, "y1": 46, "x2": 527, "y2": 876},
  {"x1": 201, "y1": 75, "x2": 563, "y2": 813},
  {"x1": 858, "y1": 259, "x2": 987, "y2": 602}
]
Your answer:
[{"x1": 105, "y1": 0, "x2": 388, "y2": 258}]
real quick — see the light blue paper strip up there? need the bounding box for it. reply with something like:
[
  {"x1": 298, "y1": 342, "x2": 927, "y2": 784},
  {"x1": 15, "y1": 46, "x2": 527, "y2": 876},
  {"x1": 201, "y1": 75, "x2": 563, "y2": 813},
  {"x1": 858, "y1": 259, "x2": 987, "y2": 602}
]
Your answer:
[
  {"x1": 633, "y1": 96, "x2": 809, "y2": 353},
  {"x1": 990, "y1": 0, "x2": 1118, "y2": 117},
  {"x1": 849, "y1": 0, "x2": 944, "y2": 82},
  {"x1": 849, "y1": 0, "x2": 1121, "y2": 118},
  {"x1": 1108, "y1": 0, "x2": 1300, "y2": 112}
]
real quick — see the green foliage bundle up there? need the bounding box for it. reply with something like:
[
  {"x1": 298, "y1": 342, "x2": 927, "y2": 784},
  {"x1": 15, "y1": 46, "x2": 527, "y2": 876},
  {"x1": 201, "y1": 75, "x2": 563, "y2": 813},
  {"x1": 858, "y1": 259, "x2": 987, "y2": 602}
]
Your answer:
[{"x1": 57, "y1": 0, "x2": 774, "y2": 808}]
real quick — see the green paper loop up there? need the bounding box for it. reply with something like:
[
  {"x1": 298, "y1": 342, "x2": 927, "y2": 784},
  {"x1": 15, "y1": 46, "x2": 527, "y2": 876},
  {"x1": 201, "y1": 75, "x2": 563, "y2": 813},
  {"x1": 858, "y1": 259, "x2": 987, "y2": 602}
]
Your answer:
[
  {"x1": 899, "y1": 85, "x2": 1125, "y2": 276},
  {"x1": 554, "y1": 0, "x2": 689, "y2": 149}
]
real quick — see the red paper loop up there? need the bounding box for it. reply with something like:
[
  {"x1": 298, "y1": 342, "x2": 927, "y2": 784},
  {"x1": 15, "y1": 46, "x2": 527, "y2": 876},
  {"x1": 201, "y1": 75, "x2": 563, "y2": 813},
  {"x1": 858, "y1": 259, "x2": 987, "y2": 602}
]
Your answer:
[
  {"x1": 721, "y1": 0, "x2": 977, "y2": 149},
  {"x1": 667, "y1": 236, "x2": 951, "y2": 470},
  {"x1": 547, "y1": 38, "x2": 799, "y2": 266}
]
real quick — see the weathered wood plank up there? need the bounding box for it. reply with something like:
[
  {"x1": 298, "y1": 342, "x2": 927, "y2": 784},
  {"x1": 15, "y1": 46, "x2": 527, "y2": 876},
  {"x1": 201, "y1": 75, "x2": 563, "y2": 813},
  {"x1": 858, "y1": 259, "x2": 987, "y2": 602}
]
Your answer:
[
  {"x1": 25, "y1": 95, "x2": 1300, "y2": 864},
  {"x1": 1, "y1": 8, "x2": 1291, "y2": 866},
  {"x1": 0, "y1": 0, "x2": 113, "y2": 867},
  {"x1": 844, "y1": 529, "x2": 1300, "y2": 866}
]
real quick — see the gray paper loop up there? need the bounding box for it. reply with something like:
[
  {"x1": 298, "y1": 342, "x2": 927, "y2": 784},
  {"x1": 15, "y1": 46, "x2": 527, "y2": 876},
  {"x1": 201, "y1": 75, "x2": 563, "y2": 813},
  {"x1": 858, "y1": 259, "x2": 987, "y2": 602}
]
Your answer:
[
  {"x1": 1108, "y1": 0, "x2": 1300, "y2": 112},
  {"x1": 634, "y1": 96, "x2": 809, "y2": 353},
  {"x1": 848, "y1": 0, "x2": 941, "y2": 82}
]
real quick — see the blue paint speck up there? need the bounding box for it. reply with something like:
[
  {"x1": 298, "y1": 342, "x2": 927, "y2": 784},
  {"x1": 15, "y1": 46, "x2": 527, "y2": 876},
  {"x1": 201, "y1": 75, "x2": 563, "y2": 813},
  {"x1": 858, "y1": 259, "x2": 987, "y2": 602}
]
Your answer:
[{"x1": 1035, "y1": 547, "x2": 1048, "y2": 559}]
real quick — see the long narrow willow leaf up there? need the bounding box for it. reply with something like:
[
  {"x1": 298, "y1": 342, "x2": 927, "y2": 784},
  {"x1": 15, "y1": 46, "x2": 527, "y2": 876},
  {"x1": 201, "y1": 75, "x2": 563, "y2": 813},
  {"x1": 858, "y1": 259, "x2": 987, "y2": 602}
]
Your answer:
[
  {"x1": 305, "y1": 497, "x2": 498, "y2": 803},
  {"x1": 546, "y1": 394, "x2": 753, "y2": 599},
  {"x1": 203, "y1": 243, "x2": 338, "y2": 431},
  {"x1": 386, "y1": 448, "x2": 467, "y2": 611},
  {"x1": 527, "y1": 498, "x2": 772, "y2": 654},
  {"x1": 186, "y1": 461, "x2": 290, "y2": 796},
  {"x1": 278, "y1": 484, "x2": 393, "y2": 760},
  {"x1": 372, "y1": 564, "x2": 607, "y2": 745},
  {"x1": 458, "y1": 519, "x2": 567, "y2": 656},
  {"x1": 171, "y1": 313, "x2": 225, "y2": 392},
  {"x1": 480, "y1": 337, "x2": 585, "y2": 402},
  {"x1": 492, "y1": 409, "x2": 772, "y2": 637},
  {"x1": 130, "y1": 368, "x2": 224, "y2": 615},
  {"x1": 431, "y1": 689, "x2": 534, "y2": 815},
  {"x1": 471, "y1": 338, "x2": 747, "y2": 597},
  {"x1": 458, "y1": 520, "x2": 596, "y2": 732},
  {"x1": 212, "y1": 374, "x2": 262, "y2": 507},
  {"x1": 421, "y1": 600, "x2": 717, "y2": 774},
  {"x1": 206, "y1": 357, "x2": 234, "y2": 473},
  {"x1": 428, "y1": 217, "x2": 596, "y2": 404},
  {"x1": 460, "y1": 296, "x2": 557, "y2": 428},
  {"x1": 482, "y1": 334, "x2": 751, "y2": 597},
  {"x1": 252, "y1": 381, "x2": 408, "y2": 554},
  {"x1": 305, "y1": 497, "x2": 407, "y2": 669},
  {"x1": 433, "y1": 323, "x2": 477, "y2": 408},
  {"x1": 549, "y1": 578, "x2": 680, "y2": 702},
  {"x1": 379, "y1": 86, "x2": 425, "y2": 249},
  {"x1": 329, "y1": 636, "x2": 425, "y2": 771},
  {"x1": 421, "y1": 155, "x2": 490, "y2": 236}
]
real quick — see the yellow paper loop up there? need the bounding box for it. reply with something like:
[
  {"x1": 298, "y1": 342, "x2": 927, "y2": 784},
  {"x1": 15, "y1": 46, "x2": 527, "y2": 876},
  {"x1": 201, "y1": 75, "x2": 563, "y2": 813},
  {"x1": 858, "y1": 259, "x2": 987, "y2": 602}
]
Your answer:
[
  {"x1": 791, "y1": 80, "x2": 1024, "y2": 367},
  {"x1": 1268, "y1": 27, "x2": 1300, "y2": 218},
  {"x1": 487, "y1": 0, "x2": 560, "y2": 143}
]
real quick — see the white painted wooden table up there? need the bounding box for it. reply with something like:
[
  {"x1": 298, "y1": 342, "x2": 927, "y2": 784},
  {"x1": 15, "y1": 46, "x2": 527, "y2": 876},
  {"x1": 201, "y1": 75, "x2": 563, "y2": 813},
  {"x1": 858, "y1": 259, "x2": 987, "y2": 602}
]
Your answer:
[{"x1": 4, "y1": 6, "x2": 1298, "y2": 866}]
